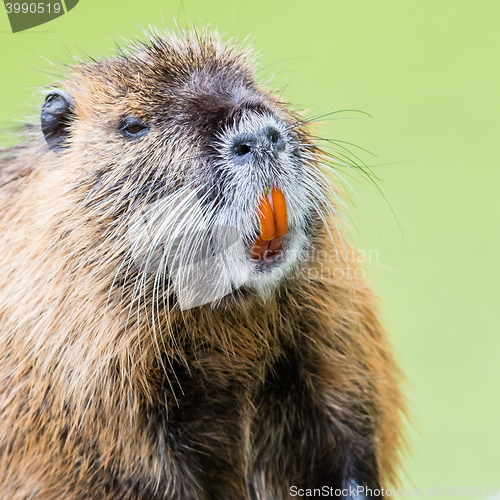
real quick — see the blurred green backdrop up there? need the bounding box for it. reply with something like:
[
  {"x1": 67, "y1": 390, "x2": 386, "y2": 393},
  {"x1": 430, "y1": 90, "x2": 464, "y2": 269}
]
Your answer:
[{"x1": 1, "y1": 0, "x2": 499, "y2": 491}]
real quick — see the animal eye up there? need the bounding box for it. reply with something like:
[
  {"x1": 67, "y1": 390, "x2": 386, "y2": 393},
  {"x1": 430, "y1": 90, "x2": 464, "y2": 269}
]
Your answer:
[{"x1": 119, "y1": 117, "x2": 149, "y2": 139}]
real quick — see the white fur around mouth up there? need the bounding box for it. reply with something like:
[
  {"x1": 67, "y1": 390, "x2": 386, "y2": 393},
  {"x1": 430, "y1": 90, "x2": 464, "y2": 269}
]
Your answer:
[{"x1": 126, "y1": 185, "x2": 309, "y2": 308}]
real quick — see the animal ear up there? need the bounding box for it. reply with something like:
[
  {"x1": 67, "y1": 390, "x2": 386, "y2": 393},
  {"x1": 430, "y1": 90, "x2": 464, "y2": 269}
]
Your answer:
[{"x1": 41, "y1": 91, "x2": 75, "y2": 151}]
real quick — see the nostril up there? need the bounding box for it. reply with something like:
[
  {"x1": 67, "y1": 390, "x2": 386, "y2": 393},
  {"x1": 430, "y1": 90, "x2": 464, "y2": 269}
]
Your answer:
[
  {"x1": 230, "y1": 133, "x2": 256, "y2": 160},
  {"x1": 266, "y1": 127, "x2": 280, "y2": 144},
  {"x1": 232, "y1": 142, "x2": 252, "y2": 157},
  {"x1": 264, "y1": 126, "x2": 286, "y2": 152}
]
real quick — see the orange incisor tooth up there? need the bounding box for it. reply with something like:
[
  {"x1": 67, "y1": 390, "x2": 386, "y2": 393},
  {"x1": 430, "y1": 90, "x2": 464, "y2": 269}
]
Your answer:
[
  {"x1": 271, "y1": 187, "x2": 288, "y2": 237},
  {"x1": 257, "y1": 194, "x2": 276, "y2": 241}
]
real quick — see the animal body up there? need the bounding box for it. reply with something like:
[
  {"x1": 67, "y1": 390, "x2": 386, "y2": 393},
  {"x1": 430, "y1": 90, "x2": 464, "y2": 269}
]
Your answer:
[{"x1": 0, "y1": 29, "x2": 404, "y2": 499}]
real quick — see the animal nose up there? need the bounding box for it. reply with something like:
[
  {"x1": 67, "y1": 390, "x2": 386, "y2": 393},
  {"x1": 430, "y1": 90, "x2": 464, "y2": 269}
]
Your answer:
[{"x1": 230, "y1": 126, "x2": 286, "y2": 163}]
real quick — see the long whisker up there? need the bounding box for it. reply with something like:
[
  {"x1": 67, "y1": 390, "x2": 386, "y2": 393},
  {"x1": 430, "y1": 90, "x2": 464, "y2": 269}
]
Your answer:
[{"x1": 290, "y1": 109, "x2": 372, "y2": 129}]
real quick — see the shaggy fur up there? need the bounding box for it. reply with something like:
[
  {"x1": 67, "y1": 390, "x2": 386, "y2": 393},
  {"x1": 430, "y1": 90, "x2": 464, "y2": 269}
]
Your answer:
[{"x1": 0, "y1": 29, "x2": 404, "y2": 499}]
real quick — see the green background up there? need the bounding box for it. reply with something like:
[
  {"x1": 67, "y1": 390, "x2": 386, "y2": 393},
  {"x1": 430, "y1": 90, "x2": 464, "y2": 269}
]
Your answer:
[{"x1": 1, "y1": 0, "x2": 499, "y2": 491}]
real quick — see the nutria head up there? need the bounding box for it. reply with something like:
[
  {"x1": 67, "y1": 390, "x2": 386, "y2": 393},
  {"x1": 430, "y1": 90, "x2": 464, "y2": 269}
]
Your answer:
[{"x1": 40, "y1": 29, "x2": 332, "y2": 311}]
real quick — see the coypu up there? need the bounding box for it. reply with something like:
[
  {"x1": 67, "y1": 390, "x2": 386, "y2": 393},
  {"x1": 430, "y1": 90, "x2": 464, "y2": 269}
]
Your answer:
[{"x1": 0, "y1": 29, "x2": 404, "y2": 499}]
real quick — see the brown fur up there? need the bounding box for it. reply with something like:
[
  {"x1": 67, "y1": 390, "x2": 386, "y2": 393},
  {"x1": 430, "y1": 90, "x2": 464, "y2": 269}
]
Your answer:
[{"x1": 0, "y1": 29, "x2": 404, "y2": 499}]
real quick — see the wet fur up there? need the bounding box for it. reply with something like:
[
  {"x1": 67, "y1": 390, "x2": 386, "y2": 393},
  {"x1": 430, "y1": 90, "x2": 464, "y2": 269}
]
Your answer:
[{"x1": 0, "y1": 30, "x2": 404, "y2": 499}]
